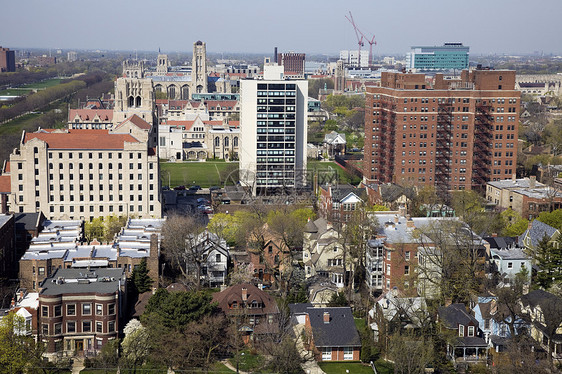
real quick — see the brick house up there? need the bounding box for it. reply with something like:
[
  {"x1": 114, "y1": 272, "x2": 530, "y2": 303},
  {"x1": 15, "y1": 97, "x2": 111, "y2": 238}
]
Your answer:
[
  {"x1": 38, "y1": 268, "x2": 126, "y2": 358},
  {"x1": 304, "y1": 307, "x2": 361, "y2": 361}
]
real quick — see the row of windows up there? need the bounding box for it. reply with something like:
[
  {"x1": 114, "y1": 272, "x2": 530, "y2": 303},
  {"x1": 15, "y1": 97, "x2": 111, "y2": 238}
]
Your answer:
[
  {"x1": 42, "y1": 320, "x2": 115, "y2": 336},
  {"x1": 48, "y1": 152, "x2": 146, "y2": 160},
  {"x1": 48, "y1": 163, "x2": 152, "y2": 171},
  {"x1": 42, "y1": 303, "x2": 115, "y2": 318},
  {"x1": 49, "y1": 204, "x2": 154, "y2": 214}
]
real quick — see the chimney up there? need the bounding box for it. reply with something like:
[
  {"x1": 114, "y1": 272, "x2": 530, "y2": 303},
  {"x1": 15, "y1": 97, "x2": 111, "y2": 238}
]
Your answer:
[
  {"x1": 323, "y1": 311, "x2": 330, "y2": 324},
  {"x1": 406, "y1": 217, "x2": 415, "y2": 229},
  {"x1": 394, "y1": 215, "x2": 399, "y2": 224},
  {"x1": 241, "y1": 287, "x2": 248, "y2": 301},
  {"x1": 274, "y1": 47, "x2": 278, "y2": 63},
  {"x1": 398, "y1": 204, "x2": 406, "y2": 217},
  {"x1": 530, "y1": 175, "x2": 536, "y2": 189}
]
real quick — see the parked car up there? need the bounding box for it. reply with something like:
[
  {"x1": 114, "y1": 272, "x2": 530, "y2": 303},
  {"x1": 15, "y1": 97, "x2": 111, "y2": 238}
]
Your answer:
[
  {"x1": 209, "y1": 186, "x2": 221, "y2": 191},
  {"x1": 174, "y1": 185, "x2": 186, "y2": 190},
  {"x1": 189, "y1": 185, "x2": 202, "y2": 191},
  {"x1": 197, "y1": 198, "x2": 210, "y2": 204}
]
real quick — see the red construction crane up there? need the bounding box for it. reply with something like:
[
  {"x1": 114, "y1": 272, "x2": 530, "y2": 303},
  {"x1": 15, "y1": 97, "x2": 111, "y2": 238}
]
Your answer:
[
  {"x1": 346, "y1": 11, "x2": 377, "y2": 68},
  {"x1": 345, "y1": 11, "x2": 364, "y2": 67}
]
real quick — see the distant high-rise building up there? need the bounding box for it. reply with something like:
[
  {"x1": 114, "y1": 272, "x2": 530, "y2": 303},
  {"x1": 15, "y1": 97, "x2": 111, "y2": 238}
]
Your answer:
[
  {"x1": 364, "y1": 68, "x2": 519, "y2": 192},
  {"x1": 339, "y1": 50, "x2": 369, "y2": 68},
  {"x1": 0, "y1": 47, "x2": 16, "y2": 72},
  {"x1": 406, "y1": 43, "x2": 469, "y2": 71},
  {"x1": 239, "y1": 64, "x2": 308, "y2": 194},
  {"x1": 277, "y1": 52, "x2": 305, "y2": 76},
  {"x1": 67, "y1": 51, "x2": 77, "y2": 62}
]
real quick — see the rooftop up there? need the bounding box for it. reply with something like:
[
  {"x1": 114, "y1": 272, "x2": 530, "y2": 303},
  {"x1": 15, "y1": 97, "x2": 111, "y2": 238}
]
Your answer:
[
  {"x1": 24, "y1": 129, "x2": 140, "y2": 149},
  {"x1": 39, "y1": 268, "x2": 126, "y2": 296}
]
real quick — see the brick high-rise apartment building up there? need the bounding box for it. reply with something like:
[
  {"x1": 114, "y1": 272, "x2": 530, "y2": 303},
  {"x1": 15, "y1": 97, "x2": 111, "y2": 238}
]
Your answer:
[
  {"x1": 277, "y1": 52, "x2": 305, "y2": 76},
  {"x1": 364, "y1": 69, "x2": 520, "y2": 192}
]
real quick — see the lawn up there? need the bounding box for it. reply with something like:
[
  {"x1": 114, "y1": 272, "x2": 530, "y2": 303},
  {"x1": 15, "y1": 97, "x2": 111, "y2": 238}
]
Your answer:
[
  {"x1": 229, "y1": 350, "x2": 264, "y2": 373},
  {"x1": 0, "y1": 78, "x2": 63, "y2": 96},
  {"x1": 319, "y1": 361, "x2": 393, "y2": 374},
  {"x1": 160, "y1": 161, "x2": 239, "y2": 188},
  {"x1": 307, "y1": 159, "x2": 362, "y2": 186}
]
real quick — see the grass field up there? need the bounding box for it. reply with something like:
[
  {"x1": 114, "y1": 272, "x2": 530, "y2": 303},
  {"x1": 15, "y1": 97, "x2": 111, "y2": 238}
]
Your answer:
[
  {"x1": 307, "y1": 159, "x2": 362, "y2": 185},
  {"x1": 0, "y1": 101, "x2": 67, "y2": 136},
  {"x1": 0, "y1": 78, "x2": 63, "y2": 96},
  {"x1": 160, "y1": 161, "x2": 239, "y2": 188},
  {"x1": 319, "y1": 361, "x2": 393, "y2": 374}
]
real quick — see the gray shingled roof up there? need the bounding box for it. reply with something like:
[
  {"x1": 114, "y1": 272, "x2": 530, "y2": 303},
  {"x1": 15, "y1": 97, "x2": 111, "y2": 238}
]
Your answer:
[
  {"x1": 518, "y1": 219, "x2": 558, "y2": 248},
  {"x1": 307, "y1": 307, "x2": 361, "y2": 347},
  {"x1": 438, "y1": 303, "x2": 478, "y2": 329},
  {"x1": 39, "y1": 268, "x2": 126, "y2": 296},
  {"x1": 483, "y1": 236, "x2": 519, "y2": 250}
]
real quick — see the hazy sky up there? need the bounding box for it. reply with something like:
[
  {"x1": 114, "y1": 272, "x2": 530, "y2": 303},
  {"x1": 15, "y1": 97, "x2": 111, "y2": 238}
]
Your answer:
[{"x1": 1, "y1": 0, "x2": 561, "y2": 56}]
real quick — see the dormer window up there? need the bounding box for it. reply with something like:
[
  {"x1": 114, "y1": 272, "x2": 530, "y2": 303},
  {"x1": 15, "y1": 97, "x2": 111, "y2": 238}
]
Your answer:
[
  {"x1": 231, "y1": 301, "x2": 237, "y2": 309},
  {"x1": 468, "y1": 326, "x2": 475, "y2": 337}
]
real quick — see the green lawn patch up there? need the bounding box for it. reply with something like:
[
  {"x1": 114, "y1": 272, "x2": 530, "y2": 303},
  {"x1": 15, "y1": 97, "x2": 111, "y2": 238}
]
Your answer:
[
  {"x1": 373, "y1": 359, "x2": 394, "y2": 374},
  {"x1": 318, "y1": 362, "x2": 374, "y2": 374},
  {"x1": 210, "y1": 362, "x2": 236, "y2": 373},
  {"x1": 0, "y1": 78, "x2": 63, "y2": 96},
  {"x1": 160, "y1": 161, "x2": 239, "y2": 188},
  {"x1": 307, "y1": 160, "x2": 361, "y2": 186},
  {"x1": 229, "y1": 350, "x2": 264, "y2": 373},
  {"x1": 354, "y1": 318, "x2": 366, "y2": 331}
]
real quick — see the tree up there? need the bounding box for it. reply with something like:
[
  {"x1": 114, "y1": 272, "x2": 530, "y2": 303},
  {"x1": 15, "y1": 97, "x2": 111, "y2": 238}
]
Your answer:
[
  {"x1": 131, "y1": 258, "x2": 153, "y2": 294},
  {"x1": 327, "y1": 291, "x2": 348, "y2": 307},
  {"x1": 493, "y1": 268, "x2": 528, "y2": 337},
  {"x1": 161, "y1": 214, "x2": 205, "y2": 288},
  {"x1": 0, "y1": 312, "x2": 36, "y2": 374},
  {"x1": 536, "y1": 209, "x2": 562, "y2": 230},
  {"x1": 388, "y1": 332, "x2": 433, "y2": 374},
  {"x1": 84, "y1": 217, "x2": 104, "y2": 242},
  {"x1": 103, "y1": 215, "x2": 127, "y2": 242},
  {"x1": 500, "y1": 209, "x2": 529, "y2": 236},
  {"x1": 121, "y1": 319, "x2": 150, "y2": 374},
  {"x1": 266, "y1": 337, "x2": 305, "y2": 374},
  {"x1": 534, "y1": 235, "x2": 562, "y2": 290}
]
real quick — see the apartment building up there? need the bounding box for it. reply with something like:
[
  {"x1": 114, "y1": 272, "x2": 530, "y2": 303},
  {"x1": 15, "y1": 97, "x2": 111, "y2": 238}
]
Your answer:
[
  {"x1": 364, "y1": 68, "x2": 520, "y2": 192},
  {"x1": 5, "y1": 120, "x2": 161, "y2": 220},
  {"x1": 406, "y1": 43, "x2": 469, "y2": 71},
  {"x1": 38, "y1": 268, "x2": 126, "y2": 357},
  {"x1": 239, "y1": 64, "x2": 308, "y2": 194}
]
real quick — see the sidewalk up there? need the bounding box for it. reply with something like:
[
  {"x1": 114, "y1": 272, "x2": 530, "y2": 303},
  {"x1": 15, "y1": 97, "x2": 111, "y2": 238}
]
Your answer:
[
  {"x1": 71, "y1": 357, "x2": 85, "y2": 374},
  {"x1": 293, "y1": 324, "x2": 326, "y2": 374},
  {"x1": 221, "y1": 359, "x2": 250, "y2": 374}
]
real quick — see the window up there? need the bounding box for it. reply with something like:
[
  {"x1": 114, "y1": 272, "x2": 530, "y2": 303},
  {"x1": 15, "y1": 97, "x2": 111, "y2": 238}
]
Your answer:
[
  {"x1": 96, "y1": 304, "x2": 103, "y2": 315},
  {"x1": 67, "y1": 321, "x2": 76, "y2": 333},
  {"x1": 54, "y1": 305, "x2": 61, "y2": 317},
  {"x1": 458, "y1": 325, "x2": 464, "y2": 337},
  {"x1": 54, "y1": 322, "x2": 62, "y2": 335},
  {"x1": 386, "y1": 251, "x2": 391, "y2": 260},
  {"x1": 468, "y1": 326, "x2": 475, "y2": 337},
  {"x1": 82, "y1": 321, "x2": 91, "y2": 333},
  {"x1": 67, "y1": 304, "x2": 76, "y2": 316},
  {"x1": 108, "y1": 304, "x2": 115, "y2": 315},
  {"x1": 42, "y1": 323, "x2": 49, "y2": 335},
  {"x1": 42, "y1": 306, "x2": 49, "y2": 317},
  {"x1": 405, "y1": 251, "x2": 410, "y2": 261},
  {"x1": 507, "y1": 262, "x2": 513, "y2": 269},
  {"x1": 322, "y1": 347, "x2": 332, "y2": 361},
  {"x1": 96, "y1": 321, "x2": 103, "y2": 333},
  {"x1": 108, "y1": 321, "x2": 115, "y2": 333},
  {"x1": 82, "y1": 303, "x2": 91, "y2": 315},
  {"x1": 344, "y1": 347, "x2": 353, "y2": 360}
]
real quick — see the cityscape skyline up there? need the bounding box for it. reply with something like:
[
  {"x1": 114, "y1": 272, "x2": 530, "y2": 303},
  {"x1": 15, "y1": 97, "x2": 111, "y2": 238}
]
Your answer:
[{"x1": 1, "y1": 0, "x2": 561, "y2": 56}]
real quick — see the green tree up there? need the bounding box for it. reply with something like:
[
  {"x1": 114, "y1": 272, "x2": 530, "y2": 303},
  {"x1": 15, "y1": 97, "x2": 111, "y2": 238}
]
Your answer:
[
  {"x1": 537, "y1": 209, "x2": 562, "y2": 230},
  {"x1": 534, "y1": 235, "x2": 562, "y2": 290},
  {"x1": 0, "y1": 312, "x2": 35, "y2": 374},
  {"x1": 121, "y1": 319, "x2": 150, "y2": 374},
  {"x1": 131, "y1": 258, "x2": 153, "y2": 294},
  {"x1": 327, "y1": 291, "x2": 348, "y2": 307},
  {"x1": 84, "y1": 217, "x2": 104, "y2": 242},
  {"x1": 142, "y1": 289, "x2": 218, "y2": 329},
  {"x1": 501, "y1": 209, "x2": 529, "y2": 236}
]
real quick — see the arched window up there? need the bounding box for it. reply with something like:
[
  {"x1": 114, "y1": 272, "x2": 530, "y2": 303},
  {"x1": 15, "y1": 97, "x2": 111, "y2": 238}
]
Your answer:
[
  {"x1": 136, "y1": 96, "x2": 141, "y2": 107},
  {"x1": 167, "y1": 86, "x2": 176, "y2": 100},
  {"x1": 134, "y1": 71, "x2": 138, "y2": 78},
  {"x1": 98, "y1": 163, "x2": 103, "y2": 169},
  {"x1": 181, "y1": 85, "x2": 189, "y2": 100},
  {"x1": 233, "y1": 137, "x2": 238, "y2": 147},
  {"x1": 224, "y1": 137, "x2": 229, "y2": 147},
  {"x1": 128, "y1": 96, "x2": 134, "y2": 107},
  {"x1": 214, "y1": 137, "x2": 220, "y2": 147}
]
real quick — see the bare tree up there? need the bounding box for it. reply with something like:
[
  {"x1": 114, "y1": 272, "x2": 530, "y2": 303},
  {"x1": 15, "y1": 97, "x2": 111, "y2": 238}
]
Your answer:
[{"x1": 161, "y1": 214, "x2": 205, "y2": 288}]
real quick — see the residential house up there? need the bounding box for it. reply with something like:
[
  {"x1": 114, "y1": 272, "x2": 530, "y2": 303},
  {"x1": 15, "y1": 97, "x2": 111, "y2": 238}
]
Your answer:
[
  {"x1": 212, "y1": 283, "x2": 279, "y2": 343},
  {"x1": 520, "y1": 289, "x2": 562, "y2": 359},
  {"x1": 303, "y1": 218, "x2": 349, "y2": 288},
  {"x1": 438, "y1": 303, "x2": 488, "y2": 363},
  {"x1": 38, "y1": 268, "x2": 126, "y2": 358},
  {"x1": 485, "y1": 236, "x2": 531, "y2": 284},
  {"x1": 369, "y1": 289, "x2": 429, "y2": 342},
  {"x1": 190, "y1": 230, "x2": 229, "y2": 287},
  {"x1": 319, "y1": 184, "x2": 367, "y2": 224},
  {"x1": 323, "y1": 131, "x2": 346, "y2": 158},
  {"x1": 518, "y1": 219, "x2": 560, "y2": 255},
  {"x1": 304, "y1": 307, "x2": 361, "y2": 361}
]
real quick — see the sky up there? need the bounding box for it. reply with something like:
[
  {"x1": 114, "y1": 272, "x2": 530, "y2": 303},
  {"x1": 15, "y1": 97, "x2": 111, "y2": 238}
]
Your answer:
[{"x1": 1, "y1": 0, "x2": 561, "y2": 56}]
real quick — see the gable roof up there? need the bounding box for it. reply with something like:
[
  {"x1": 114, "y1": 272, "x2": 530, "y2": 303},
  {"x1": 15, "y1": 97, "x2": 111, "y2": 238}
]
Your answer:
[
  {"x1": 438, "y1": 303, "x2": 479, "y2": 329},
  {"x1": 518, "y1": 219, "x2": 558, "y2": 248},
  {"x1": 521, "y1": 289, "x2": 562, "y2": 310},
  {"x1": 115, "y1": 114, "x2": 151, "y2": 130},
  {"x1": 24, "y1": 130, "x2": 140, "y2": 150},
  {"x1": 484, "y1": 236, "x2": 519, "y2": 250},
  {"x1": 307, "y1": 307, "x2": 361, "y2": 347},
  {"x1": 212, "y1": 283, "x2": 279, "y2": 315},
  {"x1": 68, "y1": 109, "x2": 113, "y2": 122}
]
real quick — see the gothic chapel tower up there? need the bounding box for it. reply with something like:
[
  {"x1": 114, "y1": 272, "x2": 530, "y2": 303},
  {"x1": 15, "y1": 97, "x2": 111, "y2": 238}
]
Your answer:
[{"x1": 191, "y1": 41, "x2": 208, "y2": 94}]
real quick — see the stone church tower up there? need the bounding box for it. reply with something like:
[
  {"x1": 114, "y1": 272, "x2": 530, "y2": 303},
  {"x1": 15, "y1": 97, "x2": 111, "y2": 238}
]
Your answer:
[
  {"x1": 122, "y1": 60, "x2": 145, "y2": 78},
  {"x1": 156, "y1": 54, "x2": 169, "y2": 76},
  {"x1": 191, "y1": 41, "x2": 208, "y2": 94},
  {"x1": 335, "y1": 60, "x2": 346, "y2": 93},
  {"x1": 113, "y1": 77, "x2": 155, "y2": 125}
]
